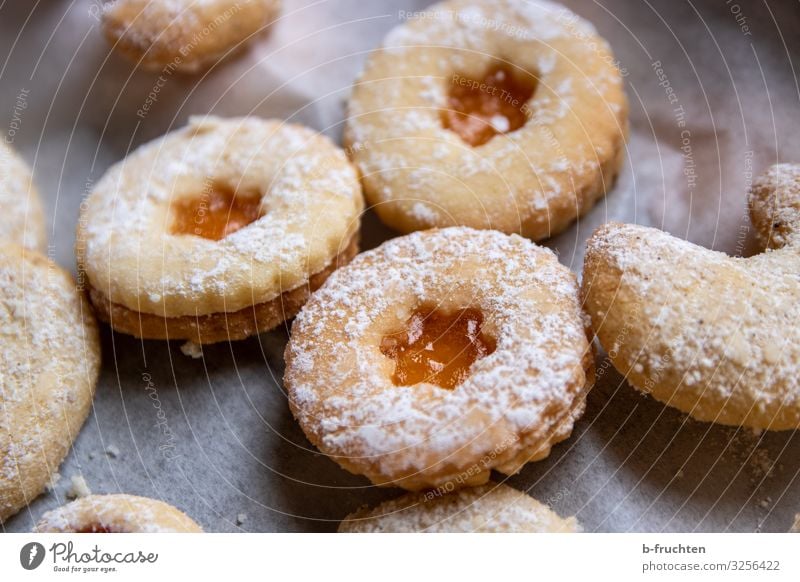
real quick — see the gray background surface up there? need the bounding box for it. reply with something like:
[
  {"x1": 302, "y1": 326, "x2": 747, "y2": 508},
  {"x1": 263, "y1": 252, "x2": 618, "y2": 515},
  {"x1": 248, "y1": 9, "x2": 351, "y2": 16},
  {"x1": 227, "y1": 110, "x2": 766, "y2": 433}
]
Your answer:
[{"x1": 1, "y1": 0, "x2": 799, "y2": 532}]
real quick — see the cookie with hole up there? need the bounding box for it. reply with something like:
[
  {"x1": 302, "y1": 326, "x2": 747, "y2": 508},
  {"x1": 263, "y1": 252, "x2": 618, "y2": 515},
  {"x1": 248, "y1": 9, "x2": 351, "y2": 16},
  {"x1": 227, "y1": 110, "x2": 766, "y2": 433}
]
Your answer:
[
  {"x1": 345, "y1": 0, "x2": 628, "y2": 239},
  {"x1": 77, "y1": 116, "x2": 363, "y2": 344},
  {"x1": 285, "y1": 227, "x2": 594, "y2": 490}
]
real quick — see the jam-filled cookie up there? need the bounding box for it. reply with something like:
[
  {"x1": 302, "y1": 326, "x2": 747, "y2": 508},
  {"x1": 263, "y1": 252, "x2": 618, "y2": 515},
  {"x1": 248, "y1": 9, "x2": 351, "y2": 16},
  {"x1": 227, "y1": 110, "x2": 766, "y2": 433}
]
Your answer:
[
  {"x1": 582, "y1": 164, "x2": 800, "y2": 430},
  {"x1": 102, "y1": 0, "x2": 281, "y2": 73},
  {"x1": 285, "y1": 227, "x2": 594, "y2": 490},
  {"x1": 0, "y1": 141, "x2": 46, "y2": 250},
  {"x1": 78, "y1": 116, "x2": 363, "y2": 344},
  {"x1": 345, "y1": 0, "x2": 627, "y2": 239},
  {"x1": 339, "y1": 482, "x2": 580, "y2": 533},
  {"x1": 35, "y1": 494, "x2": 202, "y2": 532},
  {"x1": 0, "y1": 244, "x2": 100, "y2": 522}
]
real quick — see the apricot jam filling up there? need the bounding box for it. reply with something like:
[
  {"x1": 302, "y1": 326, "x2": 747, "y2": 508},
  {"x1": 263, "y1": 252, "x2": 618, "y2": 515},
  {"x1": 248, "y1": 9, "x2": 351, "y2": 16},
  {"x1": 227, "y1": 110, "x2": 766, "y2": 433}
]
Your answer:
[
  {"x1": 380, "y1": 308, "x2": 496, "y2": 389},
  {"x1": 76, "y1": 524, "x2": 115, "y2": 533},
  {"x1": 170, "y1": 184, "x2": 261, "y2": 240},
  {"x1": 442, "y1": 64, "x2": 537, "y2": 147}
]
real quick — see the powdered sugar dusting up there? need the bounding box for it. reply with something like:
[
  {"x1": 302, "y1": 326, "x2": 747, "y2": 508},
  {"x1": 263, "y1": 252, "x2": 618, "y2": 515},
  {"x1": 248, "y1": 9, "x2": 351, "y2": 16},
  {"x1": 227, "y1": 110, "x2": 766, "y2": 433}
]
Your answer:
[
  {"x1": 748, "y1": 163, "x2": 800, "y2": 250},
  {"x1": 286, "y1": 227, "x2": 592, "y2": 488},
  {"x1": 345, "y1": 0, "x2": 627, "y2": 238},
  {"x1": 0, "y1": 142, "x2": 46, "y2": 251},
  {"x1": 102, "y1": 0, "x2": 280, "y2": 72},
  {"x1": 36, "y1": 494, "x2": 202, "y2": 533},
  {"x1": 583, "y1": 167, "x2": 800, "y2": 429},
  {"x1": 79, "y1": 116, "x2": 362, "y2": 317},
  {"x1": 0, "y1": 246, "x2": 100, "y2": 519},
  {"x1": 339, "y1": 482, "x2": 580, "y2": 532}
]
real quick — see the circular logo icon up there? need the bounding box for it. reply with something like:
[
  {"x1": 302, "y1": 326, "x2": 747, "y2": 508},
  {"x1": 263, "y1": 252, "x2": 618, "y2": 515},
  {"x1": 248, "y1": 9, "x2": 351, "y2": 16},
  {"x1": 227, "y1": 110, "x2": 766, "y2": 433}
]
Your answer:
[{"x1": 20, "y1": 542, "x2": 45, "y2": 570}]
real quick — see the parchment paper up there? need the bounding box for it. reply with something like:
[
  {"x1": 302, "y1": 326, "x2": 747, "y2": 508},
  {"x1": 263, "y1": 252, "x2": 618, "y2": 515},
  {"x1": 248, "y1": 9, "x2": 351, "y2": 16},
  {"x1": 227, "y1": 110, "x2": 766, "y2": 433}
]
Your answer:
[{"x1": 2, "y1": 0, "x2": 799, "y2": 533}]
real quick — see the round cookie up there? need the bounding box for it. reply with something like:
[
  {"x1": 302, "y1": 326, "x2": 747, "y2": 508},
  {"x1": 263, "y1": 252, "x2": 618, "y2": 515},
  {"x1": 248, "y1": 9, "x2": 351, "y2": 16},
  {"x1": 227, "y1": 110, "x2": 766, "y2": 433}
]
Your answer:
[
  {"x1": 345, "y1": 0, "x2": 628, "y2": 239},
  {"x1": 78, "y1": 116, "x2": 363, "y2": 344},
  {"x1": 582, "y1": 164, "x2": 800, "y2": 430},
  {"x1": 35, "y1": 494, "x2": 202, "y2": 533},
  {"x1": 102, "y1": 0, "x2": 281, "y2": 73},
  {"x1": 339, "y1": 482, "x2": 580, "y2": 533},
  {"x1": 0, "y1": 141, "x2": 46, "y2": 250},
  {"x1": 0, "y1": 244, "x2": 101, "y2": 522},
  {"x1": 285, "y1": 227, "x2": 594, "y2": 491}
]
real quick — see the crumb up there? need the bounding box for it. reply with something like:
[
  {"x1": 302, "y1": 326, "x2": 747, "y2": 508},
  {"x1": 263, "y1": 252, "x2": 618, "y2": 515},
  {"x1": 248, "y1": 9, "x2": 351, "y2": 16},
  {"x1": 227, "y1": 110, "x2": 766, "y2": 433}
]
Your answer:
[
  {"x1": 726, "y1": 428, "x2": 775, "y2": 482},
  {"x1": 236, "y1": 513, "x2": 247, "y2": 526},
  {"x1": 675, "y1": 469, "x2": 684, "y2": 479},
  {"x1": 46, "y1": 472, "x2": 62, "y2": 492},
  {"x1": 180, "y1": 341, "x2": 203, "y2": 359},
  {"x1": 750, "y1": 448, "x2": 774, "y2": 480},
  {"x1": 105, "y1": 444, "x2": 120, "y2": 458},
  {"x1": 66, "y1": 475, "x2": 91, "y2": 499},
  {"x1": 88, "y1": 451, "x2": 95, "y2": 460}
]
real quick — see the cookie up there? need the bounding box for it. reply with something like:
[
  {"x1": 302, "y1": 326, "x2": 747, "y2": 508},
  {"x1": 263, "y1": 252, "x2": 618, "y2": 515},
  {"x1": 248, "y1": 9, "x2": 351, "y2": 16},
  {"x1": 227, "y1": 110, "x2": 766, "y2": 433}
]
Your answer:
[
  {"x1": 0, "y1": 244, "x2": 100, "y2": 521},
  {"x1": 582, "y1": 164, "x2": 800, "y2": 429},
  {"x1": 286, "y1": 227, "x2": 594, "y2": 490},
  {"x1": 36, "y1": 494, "x2": 202, "y2": 532},
  {"x1": 78, "y1": 116, "x2": 363, "y2": 344},
  {"x1": 102, "y1": 0, "x2": 281, "y2": 72},
  {"x1": 339, "y1": 482, "x2": 580, "y2": 532},
  {"x1": 0, "y1": 141, "x2": 46, "y2": 250},
  {"x1": 345, "y1": 0, "x2": 627, "y2": 238}
]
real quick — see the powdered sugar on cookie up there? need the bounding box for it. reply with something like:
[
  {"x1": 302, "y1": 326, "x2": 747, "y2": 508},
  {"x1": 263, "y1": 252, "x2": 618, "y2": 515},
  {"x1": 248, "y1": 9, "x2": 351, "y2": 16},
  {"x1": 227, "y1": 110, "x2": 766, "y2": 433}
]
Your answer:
[{"x1": 286, "y1": 227, "x2": 594, "y2": 490}]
